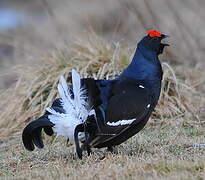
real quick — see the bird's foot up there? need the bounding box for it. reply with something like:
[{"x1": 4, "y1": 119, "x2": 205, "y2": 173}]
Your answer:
[
  {"x1": 66, "y1": 138, "x2": 70, "y2": 146},
  {"x1": 81, "y1": 143, "x2": 92, "y2": 156},
  {"x1": 106, "y1": 146, "x2": 118, "y2": 154},
  {"x1": 107, "y1": 146, "x2": 113, "y2": 152}
]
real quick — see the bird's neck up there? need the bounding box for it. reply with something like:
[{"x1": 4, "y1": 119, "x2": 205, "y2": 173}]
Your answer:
[
  {"x1": 120, "y1": 45, "x2": 162, "y2": 81},
  {"x1": 119, "y1": 45, "x2": 163, "y2": 103}
]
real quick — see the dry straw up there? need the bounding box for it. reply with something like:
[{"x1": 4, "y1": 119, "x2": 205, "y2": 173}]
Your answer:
[{"x1": 0, "y1": 37, "x2": 204, "y2": 137}]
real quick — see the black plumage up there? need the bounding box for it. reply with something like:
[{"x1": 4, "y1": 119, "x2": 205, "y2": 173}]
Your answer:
[{"x1": 22, "y1": 30, "x2": 169, "y2": 158}]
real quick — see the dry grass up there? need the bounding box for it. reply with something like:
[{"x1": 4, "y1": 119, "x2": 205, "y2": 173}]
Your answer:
[
  {"x1": 0, "y1": 37, "x2": 204, "y2": 136},
  {"x1": 0, "y1": 36, "x2": 205, "y2": 179},
  {"x1": 0, "y1": 0, "x2": 205, "y2": 179},
  {"x1": 1, "y1": 125, "x2": 205, "y2": 179}
]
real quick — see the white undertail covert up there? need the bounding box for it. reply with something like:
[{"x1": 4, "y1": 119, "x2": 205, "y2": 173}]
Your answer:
[{"x1": 46, "y1": 69, "x2": 91, "y2": 141}]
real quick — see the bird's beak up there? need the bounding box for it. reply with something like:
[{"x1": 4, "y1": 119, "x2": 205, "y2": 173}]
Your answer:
[
  {"x1": 161, "y1": 34, "x2": 170, "y2": 39},
  {"x1": 161, "y1": 34, "x2": 170, "y2": 46},
  {"x1": 162, "y1": 43, "x2": 170, "y2": 47}
]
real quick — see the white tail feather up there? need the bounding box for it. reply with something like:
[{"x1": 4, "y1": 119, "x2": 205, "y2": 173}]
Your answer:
[
  {"x1": 47, "y1": 69, "x2": 91, "y2": 141},
  {"x1": 72, "y1": 69, "x2": 86, "y2": 115},
  {"x1": 57, "y1": 76, "x2": 74, "y2": 113},
  {"x1": 46, "y1": 107, "x2": 80, "y2": 139}
]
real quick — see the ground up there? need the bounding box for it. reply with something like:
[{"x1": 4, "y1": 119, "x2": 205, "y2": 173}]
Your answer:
[
  {"x1": 0, "y1": 1, "x2": 205, "y2": 179},
  {"x1": 1, "y1": 123, "x2": 205, "y2": 179}
]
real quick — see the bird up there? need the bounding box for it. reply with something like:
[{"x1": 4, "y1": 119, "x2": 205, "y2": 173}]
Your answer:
[{"x1": 22, "y1": 30, "x2": 169, "y2": 159}]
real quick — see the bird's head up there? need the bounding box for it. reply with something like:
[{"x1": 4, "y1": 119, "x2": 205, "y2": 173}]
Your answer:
[{"x1": 139, "y1": 30, "x2": 170, "y2": 55}]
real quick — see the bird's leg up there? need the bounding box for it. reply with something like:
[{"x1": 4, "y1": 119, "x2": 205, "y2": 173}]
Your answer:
[
  {"x1": 74, "y1": 124, "x2": 84, "y2": 159},
  {"x1": 83, "y1": 123, "x2": 92, "y2": 156},
  {"x1": 80, "y1": 142, "x2": 92, "y2": 156}
]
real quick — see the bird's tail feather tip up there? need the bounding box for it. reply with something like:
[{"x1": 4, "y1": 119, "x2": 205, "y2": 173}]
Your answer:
[{"x1": 22, "y1": 116, "x2": 54, "y2": 151}]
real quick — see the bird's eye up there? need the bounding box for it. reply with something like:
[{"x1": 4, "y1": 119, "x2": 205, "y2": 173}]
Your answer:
[{"x1": 152, "y1": 37, "x2": 158, "y2": 41}]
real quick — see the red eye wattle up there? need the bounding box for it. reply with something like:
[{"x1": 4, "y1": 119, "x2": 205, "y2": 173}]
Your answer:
[{"x1": 146, "y1": 30, "x2": 162, "y2": 38}]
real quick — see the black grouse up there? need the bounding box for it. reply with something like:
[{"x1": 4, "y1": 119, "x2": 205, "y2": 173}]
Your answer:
[{"x1": 22, "y1": 30, "x2": 169, "y2": 159}]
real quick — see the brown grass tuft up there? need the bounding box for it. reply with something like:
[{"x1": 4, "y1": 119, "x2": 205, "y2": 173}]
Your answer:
[{"x1": 0, "y1": 37, "x2": 204, "y2": 137}]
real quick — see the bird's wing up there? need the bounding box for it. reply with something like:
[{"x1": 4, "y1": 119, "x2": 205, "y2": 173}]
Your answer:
[
  {"x1": 89, "y1": 79, "x2": 153, "y2": 147},
  {"x1": 106, "y1": 79, "x2": 151, "y2": 125}
]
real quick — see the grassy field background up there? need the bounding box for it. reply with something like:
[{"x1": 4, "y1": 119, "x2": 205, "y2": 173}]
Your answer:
[{"x1": 0, "y1": 0, "x2": 205, "y2": 179}]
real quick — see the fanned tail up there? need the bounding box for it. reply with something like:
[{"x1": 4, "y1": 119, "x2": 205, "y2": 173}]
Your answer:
[{"x1": 22, "y1": 70, "x2": 93, "y2": 156}]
